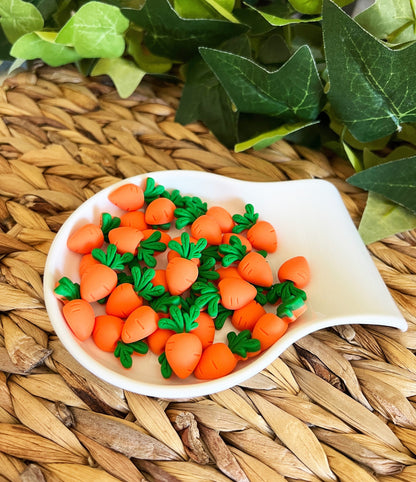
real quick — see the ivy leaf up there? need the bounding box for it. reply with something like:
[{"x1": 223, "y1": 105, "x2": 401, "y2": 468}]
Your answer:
[
  {"x1": 0, "y1": 0, "x2": 44, "y2": 44},
  {"x1": 91, "y1": 57, "x2": 146, "y2": 99},
  {"x1": 200, "y1": 45, "x2": 323, "y2": 123},
  {"x1": 55, "y1": 1, "x2": 129, "y2": 58},
  {"x1": 249, "y1": 2, "x2": 321, "y2": 26},
  {"x1": 174, "y1": 0, "x2": 237, "y2": 21},
  {"x1": 355, "y1": 0, "x2": 416, "y2": 45},
  {"x1": 347, "y1": 157, "x2": 416, "y2": 214},
  {"x1": 358, "y1": 192, "x2": 416, "y2": 244},
  {"x1": 121, "y1": 0, "x2": 249, "y2": 62},
  {"x1": 323, "y1": 0, "x2": 416, "y2": 142},
  {"x1": 176, "y1": 34, "x2": 250, "y2": 148}
]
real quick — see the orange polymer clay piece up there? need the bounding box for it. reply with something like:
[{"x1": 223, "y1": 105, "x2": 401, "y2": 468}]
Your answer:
[
  {"x1": 108, "y1": 226, "x2": 144, "y2": 255},
  {"x1": 216, "y1": 266, "x2": 243, "y2": 282},
  {"x1": 231, "y1": 300, "x2": 266, "y2": 331},
  {"x1": 67, "y1": 223, "x2": 104, "y2": 254},
  {"x1": 221, "y1": 233, "x2": 252, "y2": 252},
  {"x1": 121, "y1": 305, "x2": 159, "y2": 344},
  {"x1": 277, "y1": 255, "x2": 311, "y2": 289},
  {"x1": 93, "y1": 315, "x2": 124, "y2": 352},
  {"x1": 192, "y1": 312, "x2": 215, "y2": 349},
  {"x1": 252, "y1": 313, "x2": 288, "y2": 351},
  {"x1": 144, "y1": 197, "x2": 176, "y2": 225},
  {"x1": 218, "y1": 278, "x2": 257, "y2": 310},
  {"x1": 80, "y1": 264, "x2": 118, "y2": 303},
  {"x1": 194, "y1": 343, "x2": 237, "y2": 380},
  {"x1": 62, "y1": 299, "x2": 95, "y2": 341},
  {"x1": 247, "y1": 220, "x2": 278, "y2": 253},
  {"x1": 105, "y1": 283, "x2": 143, "y2": 318},
  {"x1": 166, "y1": 256, "x2": 199, "y2": 296},
  {"x1": 79, "y1": 253, "x2": 101, "y2": 278},
  {"x1": 206, "y1": 206, "x2": 235, "y2": 233},
  {"x1": 108, "y1": 183, "x2": 145, "y2": 211},
  {"x1": 237, "y1": 251, "x2": 274, "y2": 288},
  {"x1": 191, "y1": 214, "x2": 222, "y2": 245},
  {"x1": 165, "y1": 332, "x2": 202, "y2": 379},
  {"x1": 147, "y1": 328, "x2": 175, "y2": 356},
  {"x1": 120, "y1": 211, "x2": 148, "y2": 230}
]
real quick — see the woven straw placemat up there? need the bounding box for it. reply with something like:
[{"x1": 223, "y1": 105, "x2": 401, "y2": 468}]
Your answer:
[{"x1": 0, "y1": 66, "x2": 415, "y2": 482}]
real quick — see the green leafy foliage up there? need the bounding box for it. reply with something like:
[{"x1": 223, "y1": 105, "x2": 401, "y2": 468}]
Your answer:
[{"x1": 1, "y1": 0, "x2": 415, "y2": 244}]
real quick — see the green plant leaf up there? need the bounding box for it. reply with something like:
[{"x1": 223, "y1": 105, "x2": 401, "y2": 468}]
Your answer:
[
  {"x1": 91, "y1": 57, "x2": 146, "y2": 99},
  {"x1": 363, "y1": 145, "x2": 416, "y2": 169},
  {"x1": 348, "y1": 157, "x2": 416, "y2": 214},
  {"x1": 0, "y1": 0, "x2": 44, "y2": 44},
  {"x1": 288, "y1": 0, "x2": 354, "y2": 15},
  {"x1": 249, "y1": 2, "x2": 321, "y2": 26},
  {"x1": 122, "y1": 0, "x2": 248, "y2": 62},
  {"x1": 176, "y1": 35, "x2": 250, "y2": 148},
  {"x1": 358, "y1": 192, "x2": 416, "y2": 244},
  {"x1": 174, "y1": 0, "x2": 237, "y2": 22},
  {"x1": 235, "y1": 120, "x2": 319, "y2": 152},
  {"x1": 200, "y1": 45, "x2": 323, "y2": 123},
  {"x1": 355, "y1": 0, "x2": 416, "y2": 45},
  {"x1": 55, "y1": 1, "x2": 129, "y2": 58},
  {"x1": 0, "y1": 27, "x2": 12, "y2": 60},
  {"x1": 323, "y1": 0, "x2": 416, "y2": 142}
]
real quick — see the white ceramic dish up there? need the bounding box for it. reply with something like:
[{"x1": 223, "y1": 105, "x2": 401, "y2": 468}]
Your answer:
[{"x1": 43, "y1": 170, "x2": 407, "y2": 398}]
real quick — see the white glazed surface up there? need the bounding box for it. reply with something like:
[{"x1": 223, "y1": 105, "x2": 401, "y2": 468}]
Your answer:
[{"x1": 43, "y1": 171, "x2": 407, "y2": 398}]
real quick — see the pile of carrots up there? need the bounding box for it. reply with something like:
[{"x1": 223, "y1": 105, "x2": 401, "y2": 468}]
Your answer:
[{"x1": 54, "y1": 177, "x2": 310, "y2": 380}]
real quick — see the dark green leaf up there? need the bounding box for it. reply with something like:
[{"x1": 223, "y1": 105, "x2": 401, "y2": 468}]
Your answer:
[
  {"x1": 347, "y1": 157, "x2": 416, "y2": 214},
  {"x1": 200, "y1": 44, "x2": 323, "y2": 123},
  {"x1": 158, "y1": 352, "x2": 173, "y2": 378},
  {"x1": 323, "y1": 0, "x2": 416, "y2": 142},
  {"x1": 122, "y1": 0, "x2": 249, "y2": 62}
]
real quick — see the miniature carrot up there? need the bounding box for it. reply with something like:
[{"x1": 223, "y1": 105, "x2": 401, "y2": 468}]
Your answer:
[
  {"x1": 120, "y1": 211, "x2": 148, "y2": 230},
  {"x1": 267, "y1": 280, "x2": 307, "y2": 323},
  {"x1": 231, "y1": 300, "x2": 266, "y2": 331},
  {"x1": 232, "y1": 204, "x2": 277, "y2": 253},
  {"x1": 191, "y1": 312, "x2": 215, "y2": 349},
  {"x1": 277, "y1": 256, "x2": 310, "y2": 289},
  {"x1": 105, "y1": 283, "x2": 143, "y2": 318},
  {"x1": 219, "y1": 235, "x2": 273, "y2": 287},
  {"x1": 108, "y1": 183, "x2": 144, "y2": 211},
  {"x1": 108, "y1": 226, "x2": 144, "y2": 255},
  {"x1": 67, "y1": 223, "x2": 104, "y2": 254},
  {"x1": 159, "y1": 306, "x2": 202, "y2": 379},
  {"x1": 191, "y1": 214, "x2": 223, "y2": 245},
  {"x1": 166, "y1": 232, "x2": 207, "y2": 295},
  {"x1": 54, "y1": 277, "x2": 95, "y2": 341},
  {"x1": 93, "y1": 315, "x2": 124, "y2": 352},
  {"x1": 135, "y1": 230, "x2": 167, "y2": 267},
  {"x1": 79, "y1": 253, "x2": 101, "y2": 278},
  {"x1": 252, "y1": 313, "x2": 288, "y2": 351},
  {"x1": 114, "y1": 339, "x2": 149, "y2": 368},
  {"x1": 145, "y1": 197, "x2": 176, "y2": 228},
  {"x1": 221, "y1": 232, "x2": 252, "y2": 252},
  {"x1": 194, "y1": 330, "x2": 260, "y2": 380},
  {"x1": 147, "y1": 328, "x2": 175, "y2": 356},
  {"x1": 122, "y1": 305, "x2": 159, "y2": 344},
  {"x1": 167, "y1": 234, "x2": 200, "y2": 264},
  {"x1": 206, "y1": 205, "x2": 234, "y2": 233},
  {"x1": 216, "y1": 266, "x2": 243, "y2": 282}
]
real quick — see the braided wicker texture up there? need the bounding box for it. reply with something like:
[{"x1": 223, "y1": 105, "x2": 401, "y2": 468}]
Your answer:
[{"x1": 0, "y1": 67, "x2": 415, "y2": 481}]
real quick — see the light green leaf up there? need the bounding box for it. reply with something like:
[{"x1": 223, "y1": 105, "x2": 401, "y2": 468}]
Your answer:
[
  {"x1": 126, "y1": 28, "x2": 172, "y2": 73},
  {"x1": 341, "y1": 130, "x2": 363, "y2": 171},
  {"x1": 0, "y1": 0, "x2": 44, "y2": 43},
  {"x1": 347, "y1": 157, "x2": 416, "y2": 214},
  {"x1": 200, "y1": 45, "x2": 323, "y2": 122},
  {"x1": 248, "y1": 2, "x2": 321, "y2": 26},
  {"x1": 358, "y1": 192, "x2": 416, "y2": 244},
  {"x1": 355, "y1": 0, "x2": 416, "y2": 45},
  {"x1": 288, "y1": 0, "x2": 354, "y2": 15},
  {"x1": 122, "y1": 0, "x2": 248, "y2": 62},
  {"x1": 235, "y1": 120, "x2": 319, "y2": 152},
  {"x1": 174, "y1": 0, "x2": 235, "y2": 19},
  {"x1": 363, "y1": 145, "x2": 416, "y2": 168},
  {"x1": 55, "y1": 1, "x2": 129, "y2": 58},
  {"x1": 323, "y1": 0, "x2": 416, "y2": 142},
  {"x1": 91, "y1": 57, "x2": 146, "y2": 98},
  {"x1": 10, "y1": 31, "x2": 82, "y2": 67}
]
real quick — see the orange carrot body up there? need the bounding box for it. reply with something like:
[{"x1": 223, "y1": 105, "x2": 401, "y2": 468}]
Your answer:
[
  {"x1": 122, "y1": 305, "x2": 159, "y2": 343},
  {"x1": 80, "y1": 264, "x2": 118, "y2": 303},
  {"x1": 231, "y1": 300, "x2": 266, "y2": 331},
  {"x1": 108, "y1": 226, "x2": 144, "y2": 255},
  {"x1": 93, "y1": 315, "x2": 124, "y2": 352},
  {"x1": 247, "y1": 220, "x2": 277, "y2": 253},
  {"x1": 221, "y1": 233, "x2": 252, "y2": 252},
  {"x1": 252, "y1": 313, "x2": 288, "y2": 351},
  {"x1": 277, "y1": 256, "x2": 310, "y2": 289},
  {"x1": 218, "y1": 278, "x2": 257, "y2": 310},
  {"x1": 216, "y1": 266, "x2": 243, "y2": 282},
  {"x1": 206, "y1": 206, "x2": 234, "y2": 233},
  {"x1": 152, "y1": 269, "x2": 168, "y2": 291},
  {"x1": 166, "y1": 257, "x2": 199, "y2": 296},
  {"x1": 165, "y1": 332, "x2": 202, "y2": 379},
  {"x1": 62, "y1": 299, "x2": 95, "y2": 341},
  {"x1": 238, "y1": 252, "x2": 273, "y2": 287},
  {"x1": 108, "y1": 183, "x2": 144, "y2": 211},
  {"x1": 120, "y1": 211, "x2": 148, "y2": 230},
  {"x1": 192, "y1": 312, "x2": 215, "y2": 349},
  {"x1": 191, "y1": 215, "x2": 222, "y2": 245},
  {"x1": 142, "y1": 229, "x2": 171, "y2": 249},
  {"x1": 67, "y1": 223, "x2": 104, "y2": 254},
  {"x1": 147, "y1": 328, "x2": 175, "y2": 356},
  {"x1": 145, "y1": 198, "x2": 176, "y2": 225},
  {"x1": 194, "y1": 343, "x2": 237, "y2": 380},
  {"x1": 105, "y1": 283, "x2": 143, "y2": 318},
  {"x1": 79, "y1": 253, "x2": 101, "y2": 278}
]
